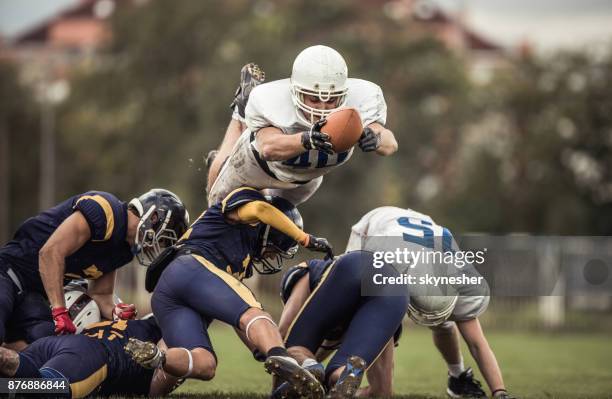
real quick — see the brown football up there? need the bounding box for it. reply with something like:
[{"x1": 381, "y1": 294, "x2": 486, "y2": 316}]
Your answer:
[{"x1": 321, "y1": 107, "x2": 363, "y2": 152}]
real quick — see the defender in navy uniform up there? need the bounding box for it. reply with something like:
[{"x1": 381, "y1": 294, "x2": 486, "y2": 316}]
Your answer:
[
  {"x1": 0, "y1": 317, "x2": 179, "y2": 398},
  {"x1": 274, "y1": 251, "x2": 409, "y2": 398},
  {"x1": 125, "y1": 187, "x2": 333, "y2": 398},
  {"x1": 0, "y1": 189, "x2": 188, "y2": 344}
]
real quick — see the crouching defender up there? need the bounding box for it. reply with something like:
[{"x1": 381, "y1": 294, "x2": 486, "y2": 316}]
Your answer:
[
  {"x1": 125, "y1": 187, "x2": 333, "y2": 398},
  {"x1": 0, "y1": 314, "x2": 178, "y2": 398},
  {"x1": 273, "y1": 250, "x2": 408, "y2": 398},
  {"x1": 346, "y1": 206, "x2": 516, "y2": 399},
  {"x1": 0, "y1": 188, "x2": 188, "y2": 346}
]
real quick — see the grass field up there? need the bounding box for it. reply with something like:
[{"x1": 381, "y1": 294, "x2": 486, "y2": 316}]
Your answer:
[{"x1": 172, "y1": 325, "x2": 612, "y2": 399}]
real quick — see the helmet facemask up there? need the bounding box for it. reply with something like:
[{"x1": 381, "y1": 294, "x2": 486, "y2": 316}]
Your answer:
[
  {"x1": 290, "y1": 85, "x2": 348, "y2": 125},
  {"x1": 253, "y1": 224, "x2": 299, "y2": 275},
  {"x1": 134, "y1": 205, "x2": 180, "y2": 266},
  {"x1": 407, "y1": 295, "x2": 458, "y2": 327}
]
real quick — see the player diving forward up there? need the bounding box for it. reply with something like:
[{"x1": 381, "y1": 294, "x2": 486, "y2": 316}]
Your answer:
[
  {"x1": 125, "y1": 187, "x2": 333, "y2": 398},
  {"x1": 0, "y1": 189, "x2": 188, "y2": 345},
  {"x1": 207, "y1": 45, "x2": 398, "y2": 206},
  {"x1": 346, "y1": 206, "x2": 516, "y2": 399},
  {"x1": 0, "y1": 314, "x2": 179, "y2": 398},
  {"x1": 272, "y1": 250, "x2": 408, "y2": 399}
]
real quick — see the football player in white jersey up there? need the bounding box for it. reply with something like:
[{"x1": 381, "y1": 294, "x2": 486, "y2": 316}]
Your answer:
[
  {"x1": 346, "y1": 207, "x2": 515, "y2": 399},
  {"x1": 206, "y1": 45, "x2": 398, "y2": 205}
]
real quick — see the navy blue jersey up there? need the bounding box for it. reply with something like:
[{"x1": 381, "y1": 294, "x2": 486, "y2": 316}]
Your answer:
[
  {"x1": 83, "y1": 318, "x2": 162, "y2": 396},
  {"x1": 0, "y1": 191, "x2": 133, "y2": 293},
  {"x1": 280, "y1": 258, "x2": 333, "y2": 303},
  {"x1": 179, "y1": 187, "x2": 266, "y2": 280}
]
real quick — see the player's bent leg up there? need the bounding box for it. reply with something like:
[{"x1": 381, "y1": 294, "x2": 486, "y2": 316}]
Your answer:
[
  {"x1": 207, "y1": 118, "x2": 245, "y2": 193},
  {"x1": 207, "y1": 131, "x2": 275, "y2": 205},
  {"x1": 326, "y1": 356, "x2": 367, "y2": 399},
  {"x1": 430, "y1": 321, "x2": 463, "y2": 368},
  {"x1": 42, "y1": 335, "x2": 110, "y2": 398},
  {"x1": 0, "y1": 269, "x2": 19, "y2": 343},
  {"x1": 166, "y1": 347, "x2": 216, "y2": 381},
  {"x1": 429, "y1": 322, "x2": 486, "y2": 398},
  {"x1": 239, "y1": 308, "x2": 283, "y2": 354},
  {"x1": 11, "y1": 291, "x2": 55, "y2": 344}
]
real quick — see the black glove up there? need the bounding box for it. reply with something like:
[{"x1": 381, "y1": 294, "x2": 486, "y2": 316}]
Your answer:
[
  {"x1": 358, "y1": 127, "x2": 381, "y2": 152},
  {"x1": 305, "y1": 235, "x2": 334, "y2": 259},
  {"x1": 301, "y1": 119, "x2": 333, "y2": 154}
]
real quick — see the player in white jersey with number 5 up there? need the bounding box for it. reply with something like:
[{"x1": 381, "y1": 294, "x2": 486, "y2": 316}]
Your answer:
[
  {"x1": 346, "y1": 207, "x2": 516, "y2": 399},
  {"x1": 207, "y1": 45, "x2": 398, "y2": 205}
]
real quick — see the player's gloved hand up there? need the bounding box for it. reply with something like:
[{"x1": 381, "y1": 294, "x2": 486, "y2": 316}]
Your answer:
[
  {"x1": 52, "y1": 306, "x2": 76, "y2": 335},
  {"x1": 304, "y1": 235, "x2": 334, "y2": 259},
  {"x1": 358, "y1": 126, "x2": 381, "y2": 152},
  {"x1": 113, "y1": 303, "x2": 138, "y2": 320},
  {"x1": 301, "y1": 119, "x2": 333, "y2": 154}
]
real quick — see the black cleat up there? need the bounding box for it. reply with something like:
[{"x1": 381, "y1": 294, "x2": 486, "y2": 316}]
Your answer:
[
  {"x1": 447, "y1": 367, "x2": 487, "y2": 398},
  {"x1": 265, "y1": 356, "x2": 325, "y2": 399},
  {"x1": 327, "y1": 356, "x2": 366, "y2": 399},
  {"x1": 124, "y1": 338, "x2": 165, "y2": 369},
  {"x1": 230, "y1": 62, "x2": 265, "y2": 118}
]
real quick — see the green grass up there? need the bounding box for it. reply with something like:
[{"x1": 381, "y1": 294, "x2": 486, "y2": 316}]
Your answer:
[{"x1": 173, "y1": 325, "x2": 612, "y2": 398}]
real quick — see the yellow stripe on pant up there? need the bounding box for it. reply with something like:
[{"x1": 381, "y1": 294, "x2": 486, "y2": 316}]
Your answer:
[
  {"x1": 192, "y1": 254, "x2": 262, "y2": 309},
  {"x1": 284, "y1": 258, "x2": 338, "y2": 341},
  {"x1": 70, "y1": 364, "x2": 108, "y2": 398}
]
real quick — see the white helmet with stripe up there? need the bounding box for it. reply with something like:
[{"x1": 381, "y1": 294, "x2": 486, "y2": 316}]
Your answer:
[{"x1": 64, "y1": 288, "x2": 102, "y2": 333}]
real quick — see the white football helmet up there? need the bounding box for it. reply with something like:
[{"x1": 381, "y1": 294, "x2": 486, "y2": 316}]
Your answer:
[
  {"x1": 64, "y1": 289, "x2": 102, "y2": 333},
  {"x1": 290, "y1": 45, "x2": 349, "y2": 125},
  {"x1": 407, "y1": 295, "x2": 458, "y2": 327}
]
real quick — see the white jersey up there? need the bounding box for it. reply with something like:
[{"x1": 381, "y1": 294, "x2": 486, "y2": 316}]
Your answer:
[
  {"x1": 346, "y1": 206, "x2": 489, "y2": 321},
  {"x1": 245, "y1": 78, "x2": 387, "y2": 182}
]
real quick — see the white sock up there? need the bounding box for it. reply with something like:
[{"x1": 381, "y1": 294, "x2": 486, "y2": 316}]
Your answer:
[{"x1": 448, "y1": 358, "x2": 465, "y2": 378}]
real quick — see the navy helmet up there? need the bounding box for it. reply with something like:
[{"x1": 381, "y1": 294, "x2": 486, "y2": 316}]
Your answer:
[
  {"x1": 253, "y1": 196, "x2": 302, "y2": 274},
  {"x1": 128, "y1": 189, "x2": 189, "y2": 266}
]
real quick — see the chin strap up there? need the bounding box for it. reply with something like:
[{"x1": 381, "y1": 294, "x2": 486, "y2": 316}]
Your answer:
[{"x1": 245, "y1": 315, "x2": 277, "y2": 342}]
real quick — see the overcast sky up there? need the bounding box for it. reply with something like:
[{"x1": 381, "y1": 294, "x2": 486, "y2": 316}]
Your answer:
[{"x1": 1, "y1": 0, "x2": 612, "y2": 52}]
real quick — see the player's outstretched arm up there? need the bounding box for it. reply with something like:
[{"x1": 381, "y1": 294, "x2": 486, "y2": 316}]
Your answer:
[
  {"x1": 207, "y1": 118, "x2": 246, "y2": 192},
  {"x1": 230, "y1": 200, "x2": 333, "y2": 257},
  {"x1": 39, "y1": 211, "x2": 91, "y2": 334},
  {"x1": 256, "y1": 127, "x2": 306, "y2": 161},
  {"x1": 456, "y1": 318, "x2": 508, "y2": 397},
  {"x1": 87, "y1": 270, "x2": 117, "y2": 320},
  {"x1": 364, "y1": 122, "x2": 398, "y2": 156}
]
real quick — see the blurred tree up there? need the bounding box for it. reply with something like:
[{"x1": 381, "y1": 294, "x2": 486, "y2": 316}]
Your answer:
[
  {"x1": 435, "y1": 49, "x2": 612, "y2": 234},
  {"x1": 0, "y1": 61, "x2": 40, "y2": 238}
]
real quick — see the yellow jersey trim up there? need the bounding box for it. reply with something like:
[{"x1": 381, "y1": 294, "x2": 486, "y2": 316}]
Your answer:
[
  {"x1": 221, "y1": 186, "x2": 259, "y2": 213},
  {"x1": 284, "y1": 258, "x2": 338, "y2": 341},
  {"x1": 70, "y1": 364, "x2": 108, "y2": 398},
  {"x1": 76, "y1": 195, "x2": 115, "y2": 241}
]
